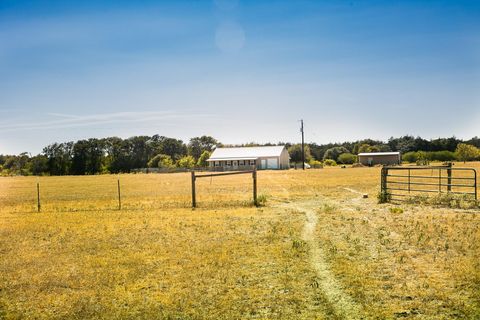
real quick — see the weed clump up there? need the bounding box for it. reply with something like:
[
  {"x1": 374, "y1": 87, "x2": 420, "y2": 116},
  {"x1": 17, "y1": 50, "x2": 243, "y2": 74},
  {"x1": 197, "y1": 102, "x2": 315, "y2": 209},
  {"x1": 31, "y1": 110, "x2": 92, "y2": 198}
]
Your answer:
[
  {"x1": 319, "y1": 203, "x2": 337, "y2": 214},
  {"x1": 377, "y1": 191, "x2": 391, "y2": 204},
  {"x1": 255, "y1": 194, "x2": 268, "y2": 207},
  {"x1": 389, "y1": 207, "x2": 404, "y2": 214}
]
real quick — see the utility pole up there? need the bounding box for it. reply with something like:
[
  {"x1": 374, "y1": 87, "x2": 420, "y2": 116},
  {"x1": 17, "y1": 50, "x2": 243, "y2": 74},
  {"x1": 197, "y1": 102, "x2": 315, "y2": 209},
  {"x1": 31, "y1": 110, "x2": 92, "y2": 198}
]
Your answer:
[{"x1": 300, "y1": 119, "x2": 305, "y2": 170}]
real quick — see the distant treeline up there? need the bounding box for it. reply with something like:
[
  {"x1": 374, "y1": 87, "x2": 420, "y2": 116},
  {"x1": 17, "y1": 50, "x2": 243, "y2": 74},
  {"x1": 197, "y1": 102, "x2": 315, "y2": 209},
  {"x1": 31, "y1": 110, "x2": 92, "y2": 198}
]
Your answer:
[{"x1": 1, "y1": 135, "x2": 479, "y2": 176}]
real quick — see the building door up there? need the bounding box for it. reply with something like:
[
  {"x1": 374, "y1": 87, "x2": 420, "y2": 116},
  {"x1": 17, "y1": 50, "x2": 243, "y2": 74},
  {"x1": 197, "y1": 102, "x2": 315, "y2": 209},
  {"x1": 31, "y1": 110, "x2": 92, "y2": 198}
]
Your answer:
[
  {"x1": 261, "y1": 159, "x2": 267, "y2": 169},
  {"x1": 267, "y1": 158, "x2": 278, "y2": 169},
  {"x1": 368, "y1": 158, "x2": 373, "y2": 166}
]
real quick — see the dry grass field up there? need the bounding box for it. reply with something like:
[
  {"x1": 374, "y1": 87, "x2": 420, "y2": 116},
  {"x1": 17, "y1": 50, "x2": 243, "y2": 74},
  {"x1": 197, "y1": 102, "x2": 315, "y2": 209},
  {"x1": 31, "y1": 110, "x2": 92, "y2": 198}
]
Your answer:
[{"x1": 0, "y1": 163, "x2": 479, "y2": 319}]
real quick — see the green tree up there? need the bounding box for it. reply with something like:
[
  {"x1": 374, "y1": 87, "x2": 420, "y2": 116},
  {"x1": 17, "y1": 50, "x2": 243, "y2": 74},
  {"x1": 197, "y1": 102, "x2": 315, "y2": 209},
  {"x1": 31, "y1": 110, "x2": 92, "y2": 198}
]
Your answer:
[
  {"x1": 104, "y1": 137, "x2": 132, "y2": 173},
  {"x1": 337, "y1": 153, "x2": 356, "y2": 164},
  {"x1": 31, "y1": 155, "x2": 49, "y2": 175},
  {"x1": 288, "y1": 144, "x2": 312, "y2": 163},
  {"x1": 71, "y1": 139, "x2": 105, "y2": 175},
  {"x1": 43, "y1": 142, "x2": 73, "y2": 175},
  {"x1": 357, "y1": 144, "x2": 372, "y2": 153},
  {"x1": 176, "y1": 155, "x2": 196, "y2": 169},
  {"x1": 323, "y1": 147, "x2": 349, "y2": 162},
  {"x1": 148, "y1": 154, "x2": 174, "y2": 169},
  {"x1": 196, "y1": 151, "x2": 211, "y2": 167},
  {"x1": 455, "y1": 143, "x2": 480, "y2": 162},
  {"x1": 129, "y1": 136, "x2": 151, "y2": 169},
  {"x1": 149, "y1": 135, "x2": 187, "y2": 161},
  {"x1": 188, "y1": 136, "x2": 218, "y2": 160}
]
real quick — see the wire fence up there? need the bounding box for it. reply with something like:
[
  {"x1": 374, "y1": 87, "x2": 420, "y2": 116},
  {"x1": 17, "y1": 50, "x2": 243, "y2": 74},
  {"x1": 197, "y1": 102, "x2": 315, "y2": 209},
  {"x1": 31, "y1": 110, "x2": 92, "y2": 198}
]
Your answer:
[{"x1": 0, "y1": 172, "x2": 261, "y2": 213}]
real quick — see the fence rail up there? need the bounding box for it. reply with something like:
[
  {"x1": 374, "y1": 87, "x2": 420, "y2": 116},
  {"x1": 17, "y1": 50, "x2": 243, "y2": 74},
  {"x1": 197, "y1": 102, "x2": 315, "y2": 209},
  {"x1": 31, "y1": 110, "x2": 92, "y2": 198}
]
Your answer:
[
  {"x1": 191, "y1": 169, "x2": 258, "y2": 208},
  {"x1": 381, "y1": 164, "x2": 477, "y2": 202}
]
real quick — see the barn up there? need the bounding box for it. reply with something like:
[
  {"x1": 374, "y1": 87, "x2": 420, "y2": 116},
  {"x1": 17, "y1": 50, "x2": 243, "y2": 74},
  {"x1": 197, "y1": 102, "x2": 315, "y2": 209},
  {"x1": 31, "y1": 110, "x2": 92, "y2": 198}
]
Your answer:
[
  {"x1": 207, "y1": 146, "x2": 290, "y2": 170},
  {"x1": 358, "y1": 152, "x2": 401, "y2": 166}
]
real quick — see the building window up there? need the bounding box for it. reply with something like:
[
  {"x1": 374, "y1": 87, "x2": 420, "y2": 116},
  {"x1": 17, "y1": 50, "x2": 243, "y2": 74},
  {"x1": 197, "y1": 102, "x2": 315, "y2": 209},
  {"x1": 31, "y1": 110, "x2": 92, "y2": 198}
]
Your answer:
[
  {"x1": 215, "y1": 161, "x2": 219, "y2": 167},
  {"x1": 250, "y1": 160, "x2": 255, "y2": 165},
  {"x1": 239, "y1": 160, "x2": 244, "y2": 165},
  {"x1": 226, "y1": 161, "x2": 231, "y2": 166}
]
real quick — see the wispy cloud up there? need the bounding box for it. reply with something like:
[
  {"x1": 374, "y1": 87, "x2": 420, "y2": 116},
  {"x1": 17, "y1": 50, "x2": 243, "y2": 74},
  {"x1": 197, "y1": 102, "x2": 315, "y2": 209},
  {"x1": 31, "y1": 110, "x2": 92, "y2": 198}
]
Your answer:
[{"x1": 0, "y1": 111, "x2": 219, "y2": 132}]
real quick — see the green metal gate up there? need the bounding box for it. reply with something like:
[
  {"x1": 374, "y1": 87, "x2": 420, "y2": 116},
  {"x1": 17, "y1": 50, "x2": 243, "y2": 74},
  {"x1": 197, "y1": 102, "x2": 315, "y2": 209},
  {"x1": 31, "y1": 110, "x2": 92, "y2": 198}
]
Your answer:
[{"x1": 381, "y1": 164, "x2": 477, "y2": 202}]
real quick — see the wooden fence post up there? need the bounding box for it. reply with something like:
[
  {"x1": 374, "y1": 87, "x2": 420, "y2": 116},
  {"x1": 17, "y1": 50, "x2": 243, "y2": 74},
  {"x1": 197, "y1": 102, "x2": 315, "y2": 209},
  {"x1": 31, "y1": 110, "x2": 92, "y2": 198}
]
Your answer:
[
  {"x1": 380, "y1": 167, "x2": 390, "y2": 201},
  {"x1": 253, "y1": 168, "x2": 258, "y2": 206},
  {"x1": 385, "y1": 168, "x2": 388, "y2": 193},
  {"x1": 380, "y1": 167, "x2": 385, "y2": 194},
  {"x1": 474, "y1": 170, "x2": 477, "y2": 201},
  {"x1": 191, "y1": 171, "x2": 196, "y2": 208},
  {"x1": 117, "y1": 178, "x2": 121, "y2": 210},
  {"x1": 37, "y1": 182, "x2": 41, "y2": 212},
  {"x1": 439, "y1": 169, "x2": 442, "y2": 193},
  {"x1": 447, "y1": 162, "x2": 452, "y2": 192}
]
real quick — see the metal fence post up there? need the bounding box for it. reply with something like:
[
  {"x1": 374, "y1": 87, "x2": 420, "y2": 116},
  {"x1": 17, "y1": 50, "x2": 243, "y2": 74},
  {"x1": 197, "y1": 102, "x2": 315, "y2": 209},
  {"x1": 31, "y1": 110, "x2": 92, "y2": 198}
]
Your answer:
[
  {"x1": 37, "y1": 182, "x2": 41, "y2": 212},
  {"x1": 191, "y1": 171, "x2": 196, "y2": 208},
  {"x1": 117, "y1": 178, "x2": 121, "y2": 210}
]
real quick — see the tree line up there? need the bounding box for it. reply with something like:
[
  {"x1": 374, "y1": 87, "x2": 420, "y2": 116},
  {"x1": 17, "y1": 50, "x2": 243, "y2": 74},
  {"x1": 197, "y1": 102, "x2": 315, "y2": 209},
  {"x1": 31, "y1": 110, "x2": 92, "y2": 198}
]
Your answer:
[
  {"x1": 1, "y1": 135, "x2": 479, "y2": 175},
  {"x1": 292, "y1": 136, "x2": 480, "y2": 165},
  {"x1": 0, "y1": 135, "x2": 218, "y2": 176}
]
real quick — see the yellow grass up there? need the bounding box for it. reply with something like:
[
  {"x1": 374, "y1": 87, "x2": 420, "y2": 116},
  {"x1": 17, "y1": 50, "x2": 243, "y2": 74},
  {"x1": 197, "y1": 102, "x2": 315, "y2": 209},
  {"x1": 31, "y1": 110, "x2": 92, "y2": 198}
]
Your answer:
[{"x1": 0, "y1": 163, "x2": 479, "y2": 319}]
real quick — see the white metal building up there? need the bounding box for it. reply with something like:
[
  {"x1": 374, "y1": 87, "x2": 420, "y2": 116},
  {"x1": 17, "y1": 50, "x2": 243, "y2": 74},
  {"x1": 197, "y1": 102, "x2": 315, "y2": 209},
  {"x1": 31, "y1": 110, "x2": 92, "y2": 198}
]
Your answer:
[{"x1": 207, "y1": 146, "x2": 290, "y2": 170}]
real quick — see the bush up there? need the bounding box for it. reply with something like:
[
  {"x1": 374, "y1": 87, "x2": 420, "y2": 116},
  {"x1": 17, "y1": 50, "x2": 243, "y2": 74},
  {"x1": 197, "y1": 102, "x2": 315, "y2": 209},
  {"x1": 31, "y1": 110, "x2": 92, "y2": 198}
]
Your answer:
[
  {"x1": 176, "y1": 155, "x2": 196, "y2": 169},
  {"x1": 430, "y1": 151, "x2": 456, "y2": 162},
  {"x1": 415, "y1": 151, "x2": 430, "y2": 166},
  {"x1": 323, "y1": 159, "x2": 337, "y2": 166},
  {"x1": 337, "y1": 153, "x2": 356, "y2": 164},
  {"x1": 402, "y1": 151, "x2": 417, "y2": 163},
  {"x1": 309, "y1": 159, "x2": 323, "y2": 168},
  {"x1": 403, "y1": 150, "x2": 457, "y2": 163}
]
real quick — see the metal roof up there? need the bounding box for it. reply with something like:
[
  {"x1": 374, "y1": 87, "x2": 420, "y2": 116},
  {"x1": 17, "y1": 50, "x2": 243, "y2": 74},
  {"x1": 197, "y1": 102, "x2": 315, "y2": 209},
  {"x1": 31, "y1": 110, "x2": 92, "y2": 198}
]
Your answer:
[
  {"x1": 207, "y1": 157, "x2": 258, "y2": 162},
  {"x1": 208, "y1": 146, "x2": 286, "y2": 160},
  {"x1": 358, "y1": 152, "x2": 400, "y2": 156}
]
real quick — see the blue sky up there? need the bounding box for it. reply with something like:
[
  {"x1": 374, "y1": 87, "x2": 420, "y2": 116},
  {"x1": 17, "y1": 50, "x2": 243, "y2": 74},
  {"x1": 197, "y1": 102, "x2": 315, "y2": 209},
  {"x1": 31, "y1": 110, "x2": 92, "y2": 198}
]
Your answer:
[{"x1": 0, "y1": 0, "x2": 479, "y2": 154}]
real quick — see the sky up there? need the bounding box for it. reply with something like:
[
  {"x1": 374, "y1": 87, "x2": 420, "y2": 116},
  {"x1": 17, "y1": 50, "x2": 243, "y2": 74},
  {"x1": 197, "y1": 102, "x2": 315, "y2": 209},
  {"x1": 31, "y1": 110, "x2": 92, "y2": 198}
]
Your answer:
[{"x1": 0, "y1": 0, "x2": 479, "y2": 155}]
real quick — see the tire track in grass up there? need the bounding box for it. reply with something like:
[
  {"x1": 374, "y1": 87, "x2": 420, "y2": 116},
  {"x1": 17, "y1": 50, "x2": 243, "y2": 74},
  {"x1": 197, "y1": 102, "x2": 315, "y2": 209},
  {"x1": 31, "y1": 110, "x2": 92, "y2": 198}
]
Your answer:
[{"x1": 280, "y1": 199, "x2": 362, "y2": 319}]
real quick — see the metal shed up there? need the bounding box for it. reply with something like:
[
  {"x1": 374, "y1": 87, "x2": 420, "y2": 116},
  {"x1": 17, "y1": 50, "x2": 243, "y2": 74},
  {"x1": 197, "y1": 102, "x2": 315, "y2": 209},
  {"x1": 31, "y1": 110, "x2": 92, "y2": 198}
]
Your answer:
[{"x1": 358, "y1": 152, "x2": 401, "y2": 166}]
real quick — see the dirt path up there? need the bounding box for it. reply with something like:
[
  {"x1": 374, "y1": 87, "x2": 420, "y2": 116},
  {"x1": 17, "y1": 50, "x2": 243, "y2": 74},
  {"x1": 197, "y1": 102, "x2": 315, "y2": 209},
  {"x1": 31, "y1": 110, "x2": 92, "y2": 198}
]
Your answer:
[{"x1": 278, "y1": 199, "x2": 362, "y2": 319}]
